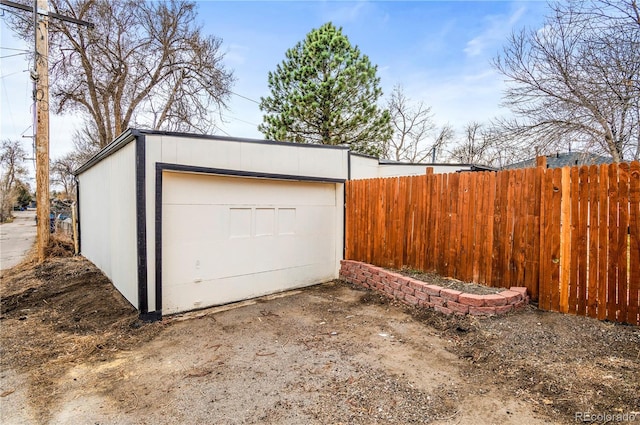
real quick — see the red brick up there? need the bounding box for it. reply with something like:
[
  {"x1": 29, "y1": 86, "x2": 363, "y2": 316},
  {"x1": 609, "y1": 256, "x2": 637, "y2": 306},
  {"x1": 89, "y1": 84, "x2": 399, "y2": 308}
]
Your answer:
[
  {"x1": 469, "y1": 306, "x2": 497, "y2": 316},
  {"x1": 424, "y1": 285, "x2": 442, "y2": 296},
  {"x1": 514, "y1": 300, "x2": 527, "y2": 309},
  {"x1": 430, "y1": 296, "x2": 445, "y2": 306},
  {"x1": 401, "y1": 285, "x2": 415, "y2": 295},
  {"x1": 459, "y1": 293, "x2": 485, "y2": 307},
  {"x1": 382, "y1": 290, "x2": 395, "y2": 299},
  {"x1": 510, "y1": 287, "x2": 528, "y2": 298},
  {"x1": 494, "y1": 304, "x2": 513, "y2": 314},
  {"x1": 483, "y1": 294, "x2": 508, "y2": 306},
  {"x1": 394, "y1": 290, "x2": 405, "y2": 300},
  {"x1": 396, "y1": 276, "x2": 412, "y2": 286},
  {"x1": 434, "y1": 305, "x2": 453, "y2": 316},
  {"x1": 415, "y1": 291, "x2": 429, "y2": 301},
  {"x1": 440, "y1": 288, "x2": 462, "y2": 302},
  {"x1": 389, "y1": 281, "x2": 401, "y2": 291},
  {"x1": 498, "y1": 290, "x2": 522, "y2": 304},
  {"x1": 409, "y1": 279, "x2": 426, "y2": 291},
  {"x1": 447, "y1": 301, "x2": 469, "y2": 315},
  {"x1": 404, "y1": 294, "x2": 419, "y2": 306},
  {"x1": 418, "y1": 300, "x2": 433, "y2": 309},
  {"x1": 385, "y1": 272, "x2": 403, "y2": 281}
]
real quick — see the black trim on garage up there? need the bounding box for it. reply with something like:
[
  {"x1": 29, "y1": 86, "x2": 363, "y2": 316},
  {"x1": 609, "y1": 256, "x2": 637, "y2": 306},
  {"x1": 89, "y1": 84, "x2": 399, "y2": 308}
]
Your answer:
[
  {"x1": 75, "y1": 177, "x2": 81, "y2": 253},
  {"x1": 153, "y1": 163, "x2": 347, "y2": 320},
  {"x1": 157, "y1": 163, "x2": 346, "y2": 184},
  {"x1": 153, "y1": 163, "x2": 164, "y2": 321},
  {"x1": 135, "y1": 135, "x2": 152, "y2": 321},
  {"x1": 74, "y1": 129, "x2": 139, "y2": 175}
]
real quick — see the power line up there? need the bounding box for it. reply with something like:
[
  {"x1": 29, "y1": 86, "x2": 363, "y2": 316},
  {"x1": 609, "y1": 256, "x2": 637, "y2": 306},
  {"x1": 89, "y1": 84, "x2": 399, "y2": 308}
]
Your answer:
[
  {"x1": 0, "y1": 51, "x2": 28, "y2": 58},
  {"x1": 0, "y1": 69, "x2": 27, "y2": 79},
  {"x1": 0, "y1": 46, "x2": 30, "y2": 52},
  {"x1": 230, "y1": 91, "x2": 260, "y2": 104},
  {"x1": 215, "y1": 125, "x2": 231, "y2": 137},
  {"x1": 221, "y1": 113, "x2": 259, "y2": 128},
  {"x1": 0, "y1": 0, "x2": 94, "y2": 28}
]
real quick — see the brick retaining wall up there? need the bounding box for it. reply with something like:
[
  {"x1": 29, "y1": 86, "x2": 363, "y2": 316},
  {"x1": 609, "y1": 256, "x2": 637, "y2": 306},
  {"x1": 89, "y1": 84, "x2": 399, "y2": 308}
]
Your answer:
[{"x1": 340, "y1": 260, "x2": 529, "y2": 317}]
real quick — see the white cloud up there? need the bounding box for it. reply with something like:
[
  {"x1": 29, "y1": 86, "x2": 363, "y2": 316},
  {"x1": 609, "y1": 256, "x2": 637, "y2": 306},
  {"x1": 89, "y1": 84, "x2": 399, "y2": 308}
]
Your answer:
[
  {"x1": 464, "y1": 6, "x2": 526, "y2": 57},
  {"x1": 321, "y1": 0, "x2": 369, "y2": 24},
  {"x1": 224, "y1": 43, "x2": 249, "y2": 66},
  {"x1": 390, "y1": 66, "x2": 508, "y2": 131}
]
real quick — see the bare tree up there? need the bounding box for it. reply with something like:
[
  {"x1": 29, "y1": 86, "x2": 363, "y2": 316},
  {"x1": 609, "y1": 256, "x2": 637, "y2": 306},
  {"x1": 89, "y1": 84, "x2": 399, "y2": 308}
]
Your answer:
[
  {"x1": 6, "y1": 0, "x2": 234, "y2": 150},
  {"x1": 446, "y1": 121, "x2": 533, "y2": 167},
  {"x1": 447, "y1": 122, "x2": 491, "y2": 164},
  {"x1": 493, "y1": 0, "x2": 640, "y2": 162},
  {"x1": 0, "y1": 140, "x2": 29, "y2": 222},
  {"x1": 383, "y1": 86, "x2": 453, "y2": 162},
  {"x1": 51, "y1": 152, "x2": 81, "y2": 199}
]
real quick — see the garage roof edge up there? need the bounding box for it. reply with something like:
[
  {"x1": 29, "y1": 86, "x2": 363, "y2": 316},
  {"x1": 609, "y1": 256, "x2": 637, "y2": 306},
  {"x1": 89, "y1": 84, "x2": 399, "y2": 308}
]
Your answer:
[
  {"x1": 131, "y1": 129, "x2": 351, "y2": 151},
  {"x1": 74, "y1": 128, "x2": 351, "y2": 175},
  {"x1": 74, "y1": 128, "x2": 140, "y2": 175}
]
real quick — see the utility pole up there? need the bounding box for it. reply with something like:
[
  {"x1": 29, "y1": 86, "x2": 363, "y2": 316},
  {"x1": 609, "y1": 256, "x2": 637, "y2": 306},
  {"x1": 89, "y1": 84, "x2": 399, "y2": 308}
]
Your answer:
[
  {"x1": 34, "y1": 0, "x2": 49, "y2": 262},
  {"x1": 0, "y1": 0, "x2": 92, "y2": 262}
]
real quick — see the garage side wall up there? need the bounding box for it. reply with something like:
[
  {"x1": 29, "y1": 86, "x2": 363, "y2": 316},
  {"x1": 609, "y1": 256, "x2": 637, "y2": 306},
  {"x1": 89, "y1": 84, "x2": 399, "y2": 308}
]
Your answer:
[{"x1": 78, "y1": 142, "x2": 138, "y2": 308}]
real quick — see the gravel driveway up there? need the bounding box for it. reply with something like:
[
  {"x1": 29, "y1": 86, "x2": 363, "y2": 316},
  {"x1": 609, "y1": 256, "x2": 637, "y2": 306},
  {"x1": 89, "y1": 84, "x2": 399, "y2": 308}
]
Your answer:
[{"x1": 2, "y1": 255, "x2": 637, "y2": 425}]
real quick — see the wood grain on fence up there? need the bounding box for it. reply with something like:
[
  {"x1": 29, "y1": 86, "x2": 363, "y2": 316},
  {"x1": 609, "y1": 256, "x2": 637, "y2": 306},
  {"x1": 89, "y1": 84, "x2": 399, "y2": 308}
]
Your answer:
[{"x1": 344, "y1": 160, "x2": 640, "y2": 326}]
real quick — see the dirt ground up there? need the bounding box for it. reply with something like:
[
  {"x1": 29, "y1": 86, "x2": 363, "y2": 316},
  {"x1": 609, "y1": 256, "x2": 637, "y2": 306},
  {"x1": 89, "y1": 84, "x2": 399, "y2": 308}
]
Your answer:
[{"x1": 1, "y1": 244, "x2": 638, "y2": 424}]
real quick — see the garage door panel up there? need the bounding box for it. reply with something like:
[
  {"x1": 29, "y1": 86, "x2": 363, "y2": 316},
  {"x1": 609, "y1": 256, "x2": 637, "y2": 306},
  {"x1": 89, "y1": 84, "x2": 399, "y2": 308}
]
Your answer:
[
  {"x1": 163, "y1": 173, "x2": 340, "y2": 314},
  {"x1": 163, "y1": 261, "x2": 336, "y2": 312},
  {"x1": 164, "y1": 173, "x2": 336, "y2": 206}
]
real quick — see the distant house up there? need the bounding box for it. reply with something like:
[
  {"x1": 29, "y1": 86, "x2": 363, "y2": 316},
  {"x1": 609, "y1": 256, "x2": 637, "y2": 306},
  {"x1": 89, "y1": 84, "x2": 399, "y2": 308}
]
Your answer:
[{"x1": 503, "y1": 152, "x2": 613, "y2": 170}]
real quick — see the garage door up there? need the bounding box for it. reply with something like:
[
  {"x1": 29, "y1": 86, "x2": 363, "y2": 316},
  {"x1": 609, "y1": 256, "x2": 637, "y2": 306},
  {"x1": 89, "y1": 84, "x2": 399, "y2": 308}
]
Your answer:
[{"x1": 162, "y1": 172, "x2": 340, "y2": 314}]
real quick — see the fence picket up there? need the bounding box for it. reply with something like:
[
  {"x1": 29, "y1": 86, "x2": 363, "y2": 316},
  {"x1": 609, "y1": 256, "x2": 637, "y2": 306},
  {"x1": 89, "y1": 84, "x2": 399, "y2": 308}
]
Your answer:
[
  {"x1": 628, "y1": 161, "x2": 639, "y2": 325},
  {"x1": 577, "y1": 166, "x2": 590, "y2": 315},
  {"x1": 617, "y1": 163, "x2": 630, "y2": 322},
  {"x1": 587, "y1": 165, "x2": 599, "y2": 318},
  {"x1": 598, "y1": 166, "x2": 610, "y2": 320},
  {"x1": 607, "y1": 165, "x2": 619, "y2": 321},
  {"x1": 561, "y1": 167, "x2": 573, "y2": 314}
]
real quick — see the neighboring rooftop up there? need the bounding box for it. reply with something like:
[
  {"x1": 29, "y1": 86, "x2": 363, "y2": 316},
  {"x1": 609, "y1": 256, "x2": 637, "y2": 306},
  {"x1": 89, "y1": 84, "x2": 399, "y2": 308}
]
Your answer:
[{"x1": 504, "y1": 152, "x2": 613, "y2": 170}]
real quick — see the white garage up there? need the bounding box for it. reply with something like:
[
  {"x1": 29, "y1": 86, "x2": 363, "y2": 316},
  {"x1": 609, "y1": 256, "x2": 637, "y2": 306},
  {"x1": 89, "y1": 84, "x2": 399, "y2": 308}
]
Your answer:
[
  {"x1": 75, "y1": 129, "x2": 482, "y2": 320},
  {"x1": 75, "y1": 129, "x2": 348, "y2": 320}
]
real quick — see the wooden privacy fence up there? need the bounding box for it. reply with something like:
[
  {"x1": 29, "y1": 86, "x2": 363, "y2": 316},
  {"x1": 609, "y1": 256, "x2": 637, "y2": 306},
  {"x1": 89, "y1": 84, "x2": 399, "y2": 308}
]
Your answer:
[{"x1": 344, "y1": 161, "x2": 640, "y2": 326}]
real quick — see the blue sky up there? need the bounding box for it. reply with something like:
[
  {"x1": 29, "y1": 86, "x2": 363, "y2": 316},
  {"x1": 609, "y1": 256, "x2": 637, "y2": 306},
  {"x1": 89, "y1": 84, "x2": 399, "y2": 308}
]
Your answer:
[{"x1": 0, "y1": 0, "x2": 550, "y2": 168}]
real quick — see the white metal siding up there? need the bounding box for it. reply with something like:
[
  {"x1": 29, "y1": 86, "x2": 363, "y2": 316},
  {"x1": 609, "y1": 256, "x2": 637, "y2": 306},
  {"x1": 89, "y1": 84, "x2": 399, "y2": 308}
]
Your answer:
[
  {"x1": 78, "y1": 142, "x2": 138, "y2": 308},
  {"x1": 155, "y1": 135, "x2": 348, "y2": 180},
  {"x1": 377, "y1": 164, "x2": 473, "y2": 176},
  {"x1": 161, "y1": 172, "x2": 341, "y2": 314},
  {"x1": 349, "y1": 154, "x2": 474, "y2": 179}
]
